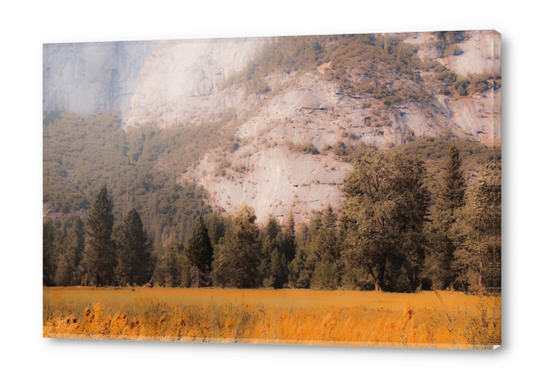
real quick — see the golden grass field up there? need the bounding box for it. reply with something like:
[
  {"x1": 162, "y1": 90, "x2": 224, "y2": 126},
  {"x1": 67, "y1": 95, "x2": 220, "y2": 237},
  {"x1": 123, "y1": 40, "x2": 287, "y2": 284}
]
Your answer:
[{"x1": 43, "y1": 287, "x2": 501, "y2": 349}]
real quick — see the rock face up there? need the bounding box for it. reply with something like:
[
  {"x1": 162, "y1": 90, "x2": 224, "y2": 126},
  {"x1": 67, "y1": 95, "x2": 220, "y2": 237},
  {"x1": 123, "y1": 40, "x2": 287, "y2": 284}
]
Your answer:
[
  {"x1": 124, "y1": 38, "x2": 268, "y2": 128},
  {"x1": 403, "y1": 30, "x2": 501, "y2": 76},
  {"x1": 43, "y1": 31, "x2": 501, "y2": 225},
  {"x1": 182, "y1": 69, "x2": 500, "y2": 225},
  {"x1": 43, "y1": 41, "x2": 154, "y2": 118}
]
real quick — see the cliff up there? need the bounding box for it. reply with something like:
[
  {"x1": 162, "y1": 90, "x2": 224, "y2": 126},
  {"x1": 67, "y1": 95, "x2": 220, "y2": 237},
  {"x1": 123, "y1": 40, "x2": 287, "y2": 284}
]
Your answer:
[{"x1": 43, "y1": 31, "x2": 501, "y2": 226}]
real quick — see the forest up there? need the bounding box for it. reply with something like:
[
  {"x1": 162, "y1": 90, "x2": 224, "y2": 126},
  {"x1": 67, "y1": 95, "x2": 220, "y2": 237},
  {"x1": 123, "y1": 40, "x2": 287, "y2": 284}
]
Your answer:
[
  {"x1": 43, "y1": 143, "x2": 501, "y2": 293},
  {"x1": 43, "y1": 31, "x2": 500, "y2": 293}
]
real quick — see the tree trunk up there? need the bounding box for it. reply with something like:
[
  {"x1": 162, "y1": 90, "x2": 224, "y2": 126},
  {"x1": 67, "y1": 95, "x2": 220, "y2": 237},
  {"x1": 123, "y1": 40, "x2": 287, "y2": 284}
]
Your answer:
[
  {"x1": 375, "y1": 266, "x2": 385, "y2": 292},
  {"x1": 479, "y1": 260, "x2": 483, "y2": 290}
]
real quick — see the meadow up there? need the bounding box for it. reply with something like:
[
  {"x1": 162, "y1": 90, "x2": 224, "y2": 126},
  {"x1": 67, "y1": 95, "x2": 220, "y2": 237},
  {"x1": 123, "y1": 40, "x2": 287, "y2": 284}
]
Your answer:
[{"x1": 43, "y1": 288, "x2": 500, "y2": 349}]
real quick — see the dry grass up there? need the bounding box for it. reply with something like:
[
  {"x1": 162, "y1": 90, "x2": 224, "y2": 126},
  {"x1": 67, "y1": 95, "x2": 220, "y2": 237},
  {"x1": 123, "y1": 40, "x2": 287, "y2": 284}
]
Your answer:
[{"x1": 43, "y1": 288, "x2": 500, "y2": 349}]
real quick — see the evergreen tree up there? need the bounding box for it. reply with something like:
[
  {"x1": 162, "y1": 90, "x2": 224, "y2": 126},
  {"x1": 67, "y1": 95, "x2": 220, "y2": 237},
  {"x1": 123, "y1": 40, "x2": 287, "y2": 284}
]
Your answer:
[
  {"x1": 54, "y1": 251, "x2": 73, "y2": 286},
  {"x1": 211, "y1": 204, "x2": 261, "y2": 288},
  {"x1": 435, "y1": 145, "x2": 466, "y2": 220},
  {"x1": 288, "y1": 223, "x2": 310, "y2": 288},
  {"x1": 207, "y1": 213, "x2": 227, "y2": 246},
  {"x1": 81, "y1": 185, "x2": 116, "y2": 286},
  {"x1": 114, "y1": 208, "x2": 152, "y2": 286},
  {"x1": 71, "y1": 217, "x2": 85, "y2": 269},
  {"x1": 153, "y1": 234, "x2": 182, "y2": 287},
  {"x1": 283, "y1": 209, "x2": 296, "y2": 262},
  {"x1": 322, "y1": 204, "x2": 336, "y2": 229},
  {"x1": 269, "y1": 248, "x2": 288, "y2": 289},
  {"x1": 264, "y1": 216, "x2": 281, "y2": 241},
  {"x1": 342, "y1": 152, "x2": 430, "y2": 292},
  {"x1": 315, "y1": 205, "x2": 338, "y2": 263},
  {"x1": 184, "y1": 215, "x2": 214, "y2": 286},
  {"x1": 43, "y1": 217, "x2": 57, "y2": 286},
  {"x1": 425, "y1": 145, "x2": 467, "y2": 290},
  {"x1": 258, "y1": 216, "x2": 285, "y2": 287},
  {"x1": 424, "y1": 210, "x2": 456, "y2": 290},
  {"x1": 311, "y1": 261, "x2": 339, "y2": 290},
  {"x1": 453, "y1": 162, "x2": 501, "y2": 292}
]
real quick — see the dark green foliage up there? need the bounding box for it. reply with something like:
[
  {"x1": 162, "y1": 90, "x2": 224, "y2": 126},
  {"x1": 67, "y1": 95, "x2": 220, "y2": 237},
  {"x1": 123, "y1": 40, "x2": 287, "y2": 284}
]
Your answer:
[
  {"x1": 43, "y1": 113, "x2": 219, "y2": 250},
  {"x1": 341, "y1": 152, "x2": 430, "y2": 292},
  {"x1": 284, "y1": 140, "x2": 320, "y2": 155},
  {"x1": 70, "y1": 217, "x2": 85, "y2": 269},
  {"x1": 114, "y1": 208, "x2": 152, "y2": 286},
  {"x1": 397, "y1": 136, "x2": 501, "y2": 184},
  {"x1": 184, "y1": 216, "x2": 214, "y2": 278},
  {"x1": 423, "y1": 210, "x2": 456, "y2": 290},
  {"x1": 453, "y1": 162, "x2": 501, "y2": 292},
  {"x1": 436, "y1": 31, "x2": 466, "y2": 58},
  {"x1": 43, "y1": 217, "x2": 57, "y2": 286},
  {"x1": 211, "y1": 204, "x2": 261, "y2": 288},
  {"x1": 43, "y1": 110, "x2": 238, "y2": 249},
  {"x1": 436, "y1": 145, "x2": 466, "y2": 220},
  {"x1": 311, "y1": 261, "x2": 340, "y2": 290},
  {"x1": 314, "y1": 205, "x2": 339, "y2": 264},
  {"x1": 288, "y1": 224, "x2": 312, "y2": 288},
  {"x1": 257, "y1": 217, "x2": 285, "y2": 287},
  {"x1": 54, "y1": 249, "x2": 73, "y2": 287},
  {"x1": 81, "y1": 185, "x2": 116, "y2": 286},
  {"x1": 283, "y1": 210, "x2": 296, "y2": 262},
  {"x1": 207, "y1": 213, "x2": 228, "y2": 246},
  {"x1": 153, "y1": 236, "x2": 182, "y2": 287},
  {"x1": 454, "y1": 77, "x2": 471, "y2": 97},
  {"x1": 269, "y1": 249, "x2": 288, "y2": 289}
]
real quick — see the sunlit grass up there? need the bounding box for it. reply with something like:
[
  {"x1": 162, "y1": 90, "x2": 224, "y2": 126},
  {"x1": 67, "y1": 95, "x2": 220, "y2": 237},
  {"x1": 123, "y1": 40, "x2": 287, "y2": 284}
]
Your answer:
[{"x1": 43, "y1": 287, "x2": 500, "y2": 349}]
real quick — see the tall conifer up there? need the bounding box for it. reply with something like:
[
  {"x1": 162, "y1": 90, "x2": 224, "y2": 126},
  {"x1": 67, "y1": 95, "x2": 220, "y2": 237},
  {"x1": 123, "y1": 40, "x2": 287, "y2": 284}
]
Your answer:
[
  {"x1": 436, "y1": 145, "x2": 466, "y2": 220},
  {"x1": 81, "y1": 185, "x2": 115, "y2": 286},
  {"x1": 184, "y1": 215, "x2": 214, "y2": 286},
  {"x1": 114, "y1": 208, "x2": 152, "y2": 286}
]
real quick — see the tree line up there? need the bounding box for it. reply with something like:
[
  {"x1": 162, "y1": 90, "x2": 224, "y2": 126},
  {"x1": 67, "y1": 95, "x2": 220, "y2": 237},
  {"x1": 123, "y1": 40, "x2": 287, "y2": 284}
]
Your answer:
[{"x1": 43, "y1": 146, "x2": 500, "y2": 292}]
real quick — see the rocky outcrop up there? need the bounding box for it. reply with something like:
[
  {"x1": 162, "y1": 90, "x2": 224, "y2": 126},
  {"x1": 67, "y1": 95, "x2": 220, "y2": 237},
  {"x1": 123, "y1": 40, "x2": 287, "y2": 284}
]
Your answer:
[
  {"x1": 44, "y1": 32, "x2": 501, "y2": 225},
  {"x1": 404, "y1": 30, "x2": 501, "y2": 76},
  {"x1": 43, "y1": 41, "x2": 154, "y2": 118},
  {"x1": 184, "y1": 145, "x2": 351, "y2": 226},
  {"x1": 124, "y1": 38, "x2": 268, "y2": 128}
]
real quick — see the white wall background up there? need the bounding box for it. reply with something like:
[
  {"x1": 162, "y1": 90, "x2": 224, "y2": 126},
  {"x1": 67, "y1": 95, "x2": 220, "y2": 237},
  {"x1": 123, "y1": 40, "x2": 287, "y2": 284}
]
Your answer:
[{"x1": 0, "y1": 1, "x2": 539, "y2": 378}]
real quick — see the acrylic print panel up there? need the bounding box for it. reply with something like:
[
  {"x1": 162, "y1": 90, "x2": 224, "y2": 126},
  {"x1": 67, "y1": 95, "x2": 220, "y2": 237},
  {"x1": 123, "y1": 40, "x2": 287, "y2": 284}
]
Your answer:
[{"x1": 43, "y1": 31, "x2": 501, "y2": 349}]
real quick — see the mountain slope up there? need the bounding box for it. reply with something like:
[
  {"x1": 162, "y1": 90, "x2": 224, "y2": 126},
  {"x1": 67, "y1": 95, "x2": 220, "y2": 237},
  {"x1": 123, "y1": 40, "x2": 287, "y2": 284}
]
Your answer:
[{"x1": 43, "y1": 31, "x2": 501, "y2": 239}]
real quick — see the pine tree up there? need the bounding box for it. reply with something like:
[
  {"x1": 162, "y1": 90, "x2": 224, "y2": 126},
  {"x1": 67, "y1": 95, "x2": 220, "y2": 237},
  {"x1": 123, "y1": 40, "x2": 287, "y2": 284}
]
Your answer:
[
  {"x1": 316, "y1": 205, "x2": 338, "y2": 263},
  {"x1": 43, "y1": 217, "x2": 57, "y2": 286},
  {"x1": 435, "y1": 145, "x2": 466, "y2": 220},
  {"x1": 71, "y1": 217, "x2": 85, "y2": 269},
  {"x1": 424, "y1": 210, "x2": 456, "y2": 290},
  {"x1": 425, "y1": 145, "x2": 467, "y2": 290},
  {"x1": 289, "y1": 223, "x2": 311, "y2": 288},
  {"x1": 184, "y1": 215, "x2": 214, "y2": 287},
  {"x1": 283, "y1": 209, "x2": 296, "y2": 262},
  {"x1": 211, "y1": 204, "x2": 261, "y2": 288},
  {"x1": 207, "y1": 213, "x2": 227, "y2": 246},
  {"x1": 311, "y1": 261, "x2": 339, "y2": 290},
  {"x1": 62, "y1": 217, "x2": 85, "y2": 285},
  {"x1": 54, "y1": 252, "x2": 73, "y2": 286},
  {"x1": 322, "y1": 204, "x2": 336, "y2": 229},
  {"x1": 258, "y1": 216, "x2": 286, "y2": 287},
  {"x1": 269, "y1": 248, "x2": 288, "y2": 289},
  {"x1": 153, "y1": 234, "x2": 182, "y2": 287},
  {"x1": 264, "y1": 216, "x2": 281, "y2": 241},
  {"x1": 81, "y1": 185, "x2": 116, "y2": 286},
  {"x1": 453, "y1": 162, "x2": 501, "y2": 292},
  {"x1": 114, "y1": 208, "x2": 152, "y2": 286}
]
